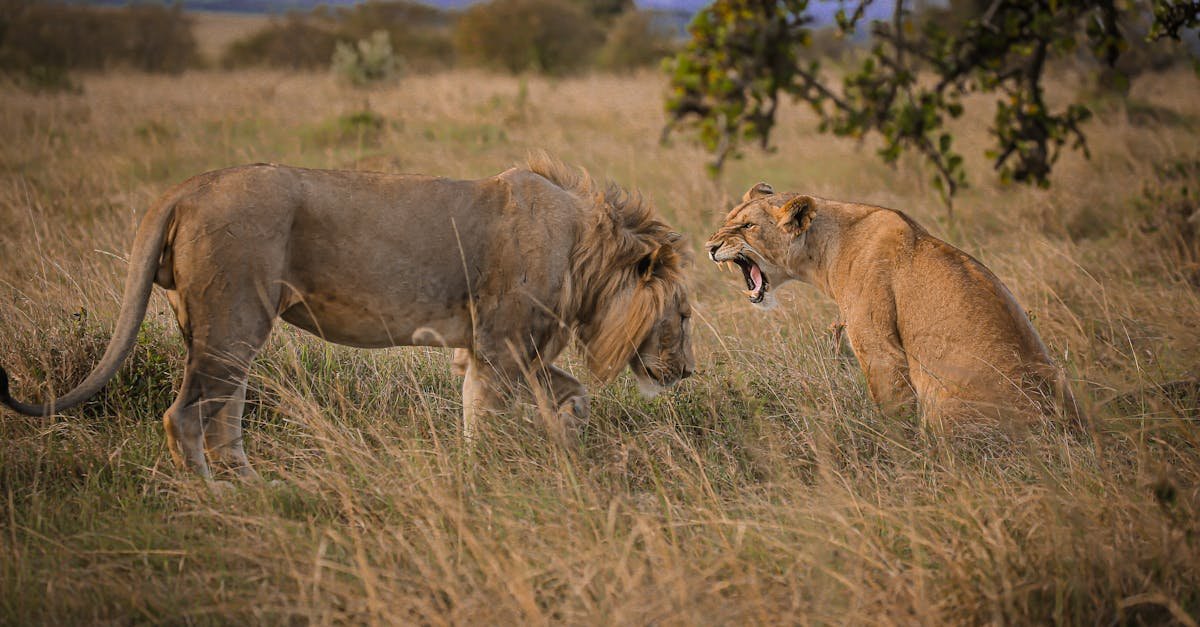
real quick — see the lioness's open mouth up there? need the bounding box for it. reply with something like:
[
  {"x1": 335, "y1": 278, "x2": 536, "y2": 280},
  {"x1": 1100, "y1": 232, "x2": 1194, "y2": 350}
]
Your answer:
[{"x1": 733, "y1": 254, "x2": 769, "y2": 303}]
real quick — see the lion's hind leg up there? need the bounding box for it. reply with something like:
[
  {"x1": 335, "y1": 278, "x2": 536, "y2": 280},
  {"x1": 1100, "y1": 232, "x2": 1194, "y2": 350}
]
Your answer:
[
  {"x1": 165, "y1": 341, "x2": 269, "y2": 481},
  {"x1": 162, "y1": 373, "x2": 211, "y2": 478},
  {"x1": 164, "y1": 289, "x2": 276, "y2": 482},
  {"x1": 204, "y1": 380, "x2": 259, "y2": 480}
]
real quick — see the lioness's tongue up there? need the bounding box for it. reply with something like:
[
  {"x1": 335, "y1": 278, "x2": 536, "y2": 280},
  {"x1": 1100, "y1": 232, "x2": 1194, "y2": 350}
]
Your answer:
[{"x1": 750, "y1": 264, "x2": 763, "y2": 292}]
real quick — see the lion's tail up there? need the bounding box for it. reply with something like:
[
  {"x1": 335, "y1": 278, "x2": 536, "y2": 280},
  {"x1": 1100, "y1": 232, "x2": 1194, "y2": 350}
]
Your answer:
[{"x1": 0, "y1": 196, "x2": 178, "y2": 416}]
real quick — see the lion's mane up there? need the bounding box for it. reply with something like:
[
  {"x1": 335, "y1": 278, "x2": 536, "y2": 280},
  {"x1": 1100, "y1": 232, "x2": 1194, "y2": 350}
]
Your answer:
[{"x1": 526, "y1": 153, "x2": 688, "y2": 381}]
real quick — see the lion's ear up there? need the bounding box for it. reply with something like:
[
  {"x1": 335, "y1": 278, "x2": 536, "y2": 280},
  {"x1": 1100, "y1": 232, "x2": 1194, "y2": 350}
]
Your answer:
[
  {"x1": 636, "y1": 246, "x2": 664, "y2": 282},
  {"x1": 637, "y1": 240, "x2": 682, "y2": 282},
  {"x1": 742, "y1": 182, "x2": 774, "y2": 203},
  {"x1": 636, "y1": 251, "x2": 655, "y2": 281},
  {"x1": 774, "y1": 195, "x2": 815, "y2": 236}
]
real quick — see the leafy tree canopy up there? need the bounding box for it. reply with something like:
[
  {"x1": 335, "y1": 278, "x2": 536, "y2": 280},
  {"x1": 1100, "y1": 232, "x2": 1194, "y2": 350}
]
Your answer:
[{"x1": 663, "y1": 0, "x2": 1200, "y2": 205}]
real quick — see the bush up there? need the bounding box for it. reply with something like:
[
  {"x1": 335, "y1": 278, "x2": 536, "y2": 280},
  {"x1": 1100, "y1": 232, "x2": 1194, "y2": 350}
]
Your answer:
[
  {"x1": 332, "y1": 30, "x2": 401, "y2": 86},
  {"x1": 222, "y1": 2, "x2": 451, "y2": 72},
  {"x1": 4, "y1": 63, "x2": 79, "y2": 93},
  {"x1": 119, "y1": 4, "x2": 198, "y2": 73},
  {"x1": 573, "y1": 0, "x2": 634, "y2": 20},
  {"x1": 453, "y1": 0, "x2": 603, "y2": 75},
  {"x1": 597, "y1": 10, "x2": 677, "y2": 72},
  {"x1": 336, "y1": 1, "x2": 453, "y2": 72},
  {"x1": 221, "y1": 13, "x2": 338, "y2": 70},
  {"x1": 0, "y1": 1, "x2": 197, "y2": 75},
  {"x1": 1092, "y1": 12, "x2": 1198, "y2": 96}
]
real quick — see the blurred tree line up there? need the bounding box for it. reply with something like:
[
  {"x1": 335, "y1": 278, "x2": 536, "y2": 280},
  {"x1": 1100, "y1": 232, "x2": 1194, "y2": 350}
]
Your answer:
[
  {"x1": 223, "y1": 1, "x2": 453, "y2": 72},
  {"x1": 662, "y1": 0, "x2": 1200, "y2": 204},
  {"x1": 0, "y1": 0, "x2": 683, "y2": 87},
  {"x1": 225, "y1": 0, "x2": 681, "y2": 75},
  {"x1": 0, "y1": 0, "x2": 196, "y2": 88}
]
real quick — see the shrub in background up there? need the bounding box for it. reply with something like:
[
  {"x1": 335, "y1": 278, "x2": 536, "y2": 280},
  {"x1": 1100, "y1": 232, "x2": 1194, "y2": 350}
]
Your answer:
[
  {"x1": 332, "y1": 30, "x2": 401, "y2": 86},
  {"x1": 215, "y1": 0, "x2": 689, "y2": 77},
  {"x1": 221, "y1": 13, "x2": 338, "y2": 69},
  {"x1": 598, "y1": 10, "x2": 678, "y2": 72},
  {"x1": 572, "y1": 0, "x2": 634, "y2": 21},
  {"x1": 336, "y1": 1, "x2": 453, "y2": 72},
  {"x1": 453, "y1": 0, "x2": 603, "y2": 75},
  {"x1": 120, "y1": 4, "x2": 198, "y2": 73},
  {"x1": 223, "y1": 1, "x2": 451, "y2": 72},
  {"x1": 0, "y1": 1, "x2": 196, "y2": 78},
  {"x1": 7, "y1": 64, "x2": 79, "y2": 93}
]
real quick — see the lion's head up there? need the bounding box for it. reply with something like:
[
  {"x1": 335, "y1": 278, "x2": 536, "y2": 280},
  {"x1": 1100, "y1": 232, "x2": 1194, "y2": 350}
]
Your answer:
[
  {"x1": 527, "y1": 154, "x2": 694, "y2": 394},
  {"x1": 626, "y1": 283, "x2": 693, "y2": 397},
  {"x1": 704, "y1": 182, "x2": 815, "y2": 310}
]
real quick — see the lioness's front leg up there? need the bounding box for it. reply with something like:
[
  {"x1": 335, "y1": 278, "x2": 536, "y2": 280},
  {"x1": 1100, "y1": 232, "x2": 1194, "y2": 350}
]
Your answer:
[{"x1": 845, "y1": 323, "x2": 917, "y2": 415}]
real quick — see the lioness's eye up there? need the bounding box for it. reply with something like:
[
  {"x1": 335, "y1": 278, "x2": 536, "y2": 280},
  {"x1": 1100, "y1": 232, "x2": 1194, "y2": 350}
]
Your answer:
[{"x1": 741, "y1": 223, "x2": 757, "y2": 231}]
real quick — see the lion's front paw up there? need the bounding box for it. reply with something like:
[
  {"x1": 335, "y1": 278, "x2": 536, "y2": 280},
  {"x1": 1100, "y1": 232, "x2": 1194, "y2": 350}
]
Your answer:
[
  {"x1": 556, "y1": 396, "x2": 590, "y2": 443},
  {"x1": 206, "y1": 479, "x2": 237, "y2": 498}
]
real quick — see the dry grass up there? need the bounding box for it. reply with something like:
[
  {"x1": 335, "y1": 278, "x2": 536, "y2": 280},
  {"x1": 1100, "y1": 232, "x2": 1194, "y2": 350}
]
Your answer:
[{"x1": 1, "y1": 67, "x2": 1198, "y2": 624}]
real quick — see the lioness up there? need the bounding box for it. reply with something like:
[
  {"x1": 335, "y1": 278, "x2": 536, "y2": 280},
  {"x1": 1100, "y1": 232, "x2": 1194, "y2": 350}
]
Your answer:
[
  {"x1": 705, "y1": 183, "x2": 1083, "y2": 425},
  {"x1": 0, "y1": 155, "x2": 694, "y2": 480}
]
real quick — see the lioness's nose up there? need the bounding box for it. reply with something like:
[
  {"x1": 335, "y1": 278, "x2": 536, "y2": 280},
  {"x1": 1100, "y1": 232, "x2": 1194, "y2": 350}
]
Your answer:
[{"x1": 682, "y1": 365, "x2": 694, "y2": 379}]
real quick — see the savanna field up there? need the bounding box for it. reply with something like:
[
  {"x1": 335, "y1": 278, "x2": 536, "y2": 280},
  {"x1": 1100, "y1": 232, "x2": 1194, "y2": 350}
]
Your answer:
[{"x1": 1, "y1": 55, "x2": 1199, "y2": 623}]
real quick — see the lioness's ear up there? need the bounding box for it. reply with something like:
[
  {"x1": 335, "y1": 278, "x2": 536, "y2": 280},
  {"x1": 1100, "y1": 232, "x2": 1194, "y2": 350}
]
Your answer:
[
  {"x1": 742, "y1": 182, "x2": 774, "y2": 203},
  {"x1": 774, "y1": 195, "x2": 815, "y2": 236}
]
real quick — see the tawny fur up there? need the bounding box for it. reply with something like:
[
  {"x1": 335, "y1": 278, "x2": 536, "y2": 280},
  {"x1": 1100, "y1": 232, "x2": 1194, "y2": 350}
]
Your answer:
[
  {"x1": 0, "y1": 155, "x2": 694, "y2": 480},
  {"x1": 705, "y1": 183, "x2": 1084, "y2": 427}
]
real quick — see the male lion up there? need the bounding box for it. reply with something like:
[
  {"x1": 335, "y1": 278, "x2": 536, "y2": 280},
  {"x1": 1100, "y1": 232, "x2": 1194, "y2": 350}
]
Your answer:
[
  {"x1": 705, "y1": 182, "x2": 1083, "y2": 426},
  {"x1": 0, "y1": 155, "x2": 694, "y2": 480}
]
